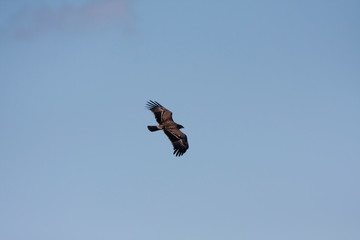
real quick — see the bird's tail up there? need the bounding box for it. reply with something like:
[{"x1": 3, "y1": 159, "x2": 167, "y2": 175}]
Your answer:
[{"x1": 147, "y1": 126, "x2": 160, "y2": 132}]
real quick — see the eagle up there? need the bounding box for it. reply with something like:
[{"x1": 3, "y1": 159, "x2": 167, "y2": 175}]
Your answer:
[{"x1": 146, "y1": 100, "x2": 189, "y2": 156}]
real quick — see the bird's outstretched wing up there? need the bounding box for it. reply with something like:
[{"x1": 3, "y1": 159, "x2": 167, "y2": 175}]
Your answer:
[
  {"x1": 163, "y1": 128, "x2": 189, "y2": 157},
  {"x1": 146, "y1": 100, "x2": 173, "y2": 124}
]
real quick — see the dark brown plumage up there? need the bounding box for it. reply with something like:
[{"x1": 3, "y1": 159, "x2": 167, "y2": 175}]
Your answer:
[{"x1": 146, "y1": 100, "x2": 189, "y2": 157}]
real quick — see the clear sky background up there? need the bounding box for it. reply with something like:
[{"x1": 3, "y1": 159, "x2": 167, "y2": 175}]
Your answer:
[{"x1": 1, "y1": 0, "x2": 359, "y2": 239}]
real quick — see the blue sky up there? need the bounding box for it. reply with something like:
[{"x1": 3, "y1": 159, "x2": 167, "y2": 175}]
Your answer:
[{"x1": 1, "y1": 0, "x2": 359, "y2": 239}]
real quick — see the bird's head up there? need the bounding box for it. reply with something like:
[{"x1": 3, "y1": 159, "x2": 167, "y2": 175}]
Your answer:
[{"x1": 177, "y1": 124, "x2": 184, "y2": 129}]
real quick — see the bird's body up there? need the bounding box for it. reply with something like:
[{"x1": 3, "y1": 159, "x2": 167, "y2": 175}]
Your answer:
[{"x1": 146, "y1": 100, "x2": 189, "y2": 156}]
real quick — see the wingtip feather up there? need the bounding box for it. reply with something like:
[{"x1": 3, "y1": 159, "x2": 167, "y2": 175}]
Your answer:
[
  {"x1": 146, "y1": 100, "x2": 162, "y2": 110},
  {"x1": 173, "y1": 148, "x2": 186, "y2": 157}
]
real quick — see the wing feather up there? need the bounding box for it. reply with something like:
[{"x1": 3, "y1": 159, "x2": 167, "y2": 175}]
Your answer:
[
  {"x1": 164, "y1": 129, "x2": 189, "y2": 157},
  {"x1": 146, "y1": 100, "x2": 173, "y2": 123}
]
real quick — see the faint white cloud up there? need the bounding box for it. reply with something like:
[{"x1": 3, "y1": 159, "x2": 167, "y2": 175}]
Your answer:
[{"x1": 6, "y1": 0, "x2": 135, "y2": 39}]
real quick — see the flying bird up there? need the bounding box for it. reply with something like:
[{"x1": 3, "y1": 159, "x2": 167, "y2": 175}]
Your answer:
[{"x1": 146, "y1": 100, "x2": 189, "y2": 156}]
